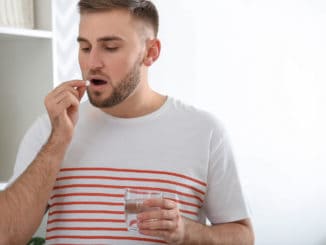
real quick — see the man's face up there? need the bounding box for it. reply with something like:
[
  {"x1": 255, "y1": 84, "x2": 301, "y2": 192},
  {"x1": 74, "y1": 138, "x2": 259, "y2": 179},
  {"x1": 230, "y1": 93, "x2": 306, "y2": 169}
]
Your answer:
[{"x1": 78, "y1": 10, "x2": 146, "y2": 108}]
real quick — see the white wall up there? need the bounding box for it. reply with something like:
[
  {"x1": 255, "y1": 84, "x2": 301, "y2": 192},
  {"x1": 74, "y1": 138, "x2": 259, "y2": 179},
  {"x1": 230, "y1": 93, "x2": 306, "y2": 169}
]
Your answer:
[
  {"x1": 0, "y1": 38, "x2": 52, "y2": 181},
  {"x1": 152, "y1": 0, "x2": 326, "y2": 244}
]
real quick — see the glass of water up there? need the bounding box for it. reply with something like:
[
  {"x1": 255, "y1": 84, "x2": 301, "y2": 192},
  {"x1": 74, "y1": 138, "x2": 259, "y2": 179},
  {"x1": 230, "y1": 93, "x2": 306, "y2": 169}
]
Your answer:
[{"x1": 124, "y1": 188, "x2": 163, "y2": 231}]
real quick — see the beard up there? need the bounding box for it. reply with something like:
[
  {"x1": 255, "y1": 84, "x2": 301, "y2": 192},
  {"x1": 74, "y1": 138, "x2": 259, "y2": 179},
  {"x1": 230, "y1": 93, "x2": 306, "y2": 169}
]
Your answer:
[{"x1": 87, "y1": 58, "x2": 141, "y2": 108}]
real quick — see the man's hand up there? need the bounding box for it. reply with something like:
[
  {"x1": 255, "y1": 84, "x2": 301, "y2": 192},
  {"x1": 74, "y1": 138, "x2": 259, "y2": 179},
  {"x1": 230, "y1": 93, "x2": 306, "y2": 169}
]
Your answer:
[
  {"x1": 137, "y1": 199, "x2": 254, "y2": 245},
  {"x1": 137, "y1": 198, "x2": 185, "y2": 245},
  {"x1": 44, "y1": 80, "x2": 86, "y2": 144},
  {"x1": 0, "y1": 81, "x2": 87, "y2": 245}
]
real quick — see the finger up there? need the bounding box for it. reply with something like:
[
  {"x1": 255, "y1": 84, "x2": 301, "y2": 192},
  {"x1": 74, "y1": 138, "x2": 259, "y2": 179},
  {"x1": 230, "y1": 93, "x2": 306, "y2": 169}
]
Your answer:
[
  {"x1": 53, "y1": 86, "x2": 80, "y2": 100},
  {"x1": 53, "y1": 80, "x2": 86, "y2": 100},
  {"x1": 45, "y1": 91, "x2": 66, "y2": 116},
  {"x1": 57, "y1": 92, "x2": 80, "y2": 109},
  {"x1": 60, "y1": 80, "x2": 86, "y2": 88},
  {"x1": 46, "y1": 88, "x2": 80, "y2": 112},
  {"x1": 51, "y1": 80, "x2": 86, "y2": 99},
  {"x1": 76, "y1": 85, "x2": 87, "y2": 101},
  {"x1": 138, "y1": 219, "x2": 177, "y2": 230},
  {"x1": 138, "y1": 209, "x2": 177, "y2": 222},
  {"x1": 48, "y1": 91, "x2": 79, "y2": 117},
  {"x1": 143, "y1": 198, "x2": 177, "y2": 210},
  {"x1": 53, "y1": 90, "x2": 78, "y2": 105},
  {"x1": 138, "y1": 229, "x2": 169, "y2": 239}
]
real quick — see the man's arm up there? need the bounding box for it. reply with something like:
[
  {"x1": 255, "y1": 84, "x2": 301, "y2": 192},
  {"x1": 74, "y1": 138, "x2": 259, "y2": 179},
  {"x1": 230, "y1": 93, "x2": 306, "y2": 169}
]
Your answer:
[
  {"x1": 0, "y1": 80, "x2": 86, "y2": 245},
  {"x1": 182, "y1": 217, "x2": 254, "y2": 245},
  {"x1": 138, "y1": 198, "x2": 255, "y2": 245},
  {"x1": 0, "y1": 135, "x2": 69, "y2": 245}
]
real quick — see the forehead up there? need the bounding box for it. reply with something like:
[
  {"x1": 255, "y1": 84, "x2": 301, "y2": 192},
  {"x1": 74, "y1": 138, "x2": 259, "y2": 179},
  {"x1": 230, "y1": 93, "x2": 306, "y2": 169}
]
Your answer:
[{"x1": 79, "y1": 9, "x2": 140, "y2": 40}]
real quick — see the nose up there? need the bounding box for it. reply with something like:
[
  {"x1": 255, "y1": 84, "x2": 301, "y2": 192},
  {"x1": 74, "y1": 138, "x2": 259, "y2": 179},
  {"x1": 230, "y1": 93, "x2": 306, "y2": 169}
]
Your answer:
[{"x1": 88, "y1": 48, "x2": 104, "y2": 71}]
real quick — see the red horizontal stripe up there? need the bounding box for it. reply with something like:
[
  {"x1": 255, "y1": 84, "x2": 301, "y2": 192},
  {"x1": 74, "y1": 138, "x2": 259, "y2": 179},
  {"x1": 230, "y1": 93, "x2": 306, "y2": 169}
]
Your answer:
[
  {"x1": 50, "y1": 194, "x2": 201, "y2": 209},
  {"x1": 47, "y1": 227, "x2": 128, "y2": 232},
  {"x1": 166, "y1": 197, "x2": 201, "y2": 209},
  {"x1": 46, "y1": 235, "x2": 166, "y2": 244},
  {"x1": 51, "y1": 192, "x2": 124, "y2": 200},
  {"x1": 49, "y1": 210, "x2": 124, "y2": 216},
  {"x1": 53, "y1": 184, "x2": 204, "y2": 203},
  {"x1": 180, "y1": 209, "x2": 198, "y2": 216},
  {"x1": 51, "y1": 244, "x2": 77, "y2": 245},
  {"x1": 47, "y1": 218, "x2": 124, "y2": 224},
  {"x1": 56, "y1": 175, "x2": 205, "y2": 195},
  {"x1": 50, "y1": 201, "x2": 123, "y2": 208},
  {"x1": 60, "y1": 167, "x2": 207, "y2": 187},
  {"x1": 50, "y1": 244, "x2": 78, "y2": 245}
]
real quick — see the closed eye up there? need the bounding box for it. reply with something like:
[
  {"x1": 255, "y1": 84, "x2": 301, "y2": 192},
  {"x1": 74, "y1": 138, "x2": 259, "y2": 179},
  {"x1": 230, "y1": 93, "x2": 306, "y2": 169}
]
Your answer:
[
  {"x1": 105, "y1": 47, "x2": 118, "y2": 52},
  {"x1": 80, "y1": 47, "x2": 91, "y2": 53}
]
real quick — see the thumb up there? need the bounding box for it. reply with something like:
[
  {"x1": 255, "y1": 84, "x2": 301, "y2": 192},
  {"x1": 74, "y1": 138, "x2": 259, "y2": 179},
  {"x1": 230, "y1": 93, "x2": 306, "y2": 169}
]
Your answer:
[{"x1": 77, "y1": 84, "x2": 87, "y2": 101}]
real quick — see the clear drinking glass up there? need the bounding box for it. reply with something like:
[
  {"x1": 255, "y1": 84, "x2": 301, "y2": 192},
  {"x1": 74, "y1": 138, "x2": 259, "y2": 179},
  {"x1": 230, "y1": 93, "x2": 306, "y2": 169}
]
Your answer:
[{"x1": 124, "y1": 188, "x2": 163, "y2": 231}]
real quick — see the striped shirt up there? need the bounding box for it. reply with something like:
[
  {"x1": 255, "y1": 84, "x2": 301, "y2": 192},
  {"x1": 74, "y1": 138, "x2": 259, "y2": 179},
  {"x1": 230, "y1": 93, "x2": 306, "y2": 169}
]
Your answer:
[
  {"x1": 11, "y1": 97, "x2": 249, "y2": 244},
  {"x1": 46, "y1": 166, "x2": 207, "y2": 244}
]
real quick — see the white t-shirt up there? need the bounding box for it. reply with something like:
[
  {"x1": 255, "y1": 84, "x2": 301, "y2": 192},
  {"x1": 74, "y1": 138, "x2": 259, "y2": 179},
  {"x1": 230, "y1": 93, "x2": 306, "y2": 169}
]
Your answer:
[{"x1": 10, "y1": 97, "x2": 249, "y2": 244}]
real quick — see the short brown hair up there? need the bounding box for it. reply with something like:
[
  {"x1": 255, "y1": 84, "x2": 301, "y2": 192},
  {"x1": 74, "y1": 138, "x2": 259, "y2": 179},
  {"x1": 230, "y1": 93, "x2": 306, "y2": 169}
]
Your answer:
[{"x1": 78, "y1": 0, "x2": 159, "y2": 37}]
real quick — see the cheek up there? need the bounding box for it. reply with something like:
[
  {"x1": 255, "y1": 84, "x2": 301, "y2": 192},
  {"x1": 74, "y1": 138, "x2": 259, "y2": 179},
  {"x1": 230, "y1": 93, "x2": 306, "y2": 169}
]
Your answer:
[{"x1": 105, "y1": 55, "x2": 138, "y2": 78}]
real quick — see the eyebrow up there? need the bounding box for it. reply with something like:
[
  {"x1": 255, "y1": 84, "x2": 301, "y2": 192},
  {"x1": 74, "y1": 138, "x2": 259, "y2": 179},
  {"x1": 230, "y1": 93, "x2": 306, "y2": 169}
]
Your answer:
[{"x1": 77, "y1": 36, "x2": 124, "y2": 43}]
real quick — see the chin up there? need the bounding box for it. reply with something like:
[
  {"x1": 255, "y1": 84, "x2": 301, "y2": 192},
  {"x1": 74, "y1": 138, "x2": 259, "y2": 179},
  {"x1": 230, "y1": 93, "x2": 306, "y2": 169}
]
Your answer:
[{"x1": 88, "y1": 93, "x2": 124, "y2": 108}]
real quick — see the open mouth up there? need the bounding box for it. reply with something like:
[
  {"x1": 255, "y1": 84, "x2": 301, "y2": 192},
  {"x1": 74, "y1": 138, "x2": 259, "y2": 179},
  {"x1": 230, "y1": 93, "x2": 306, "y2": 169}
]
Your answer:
[{"x1": 91, "y1": 79, "x2": 108, "y2": 86}]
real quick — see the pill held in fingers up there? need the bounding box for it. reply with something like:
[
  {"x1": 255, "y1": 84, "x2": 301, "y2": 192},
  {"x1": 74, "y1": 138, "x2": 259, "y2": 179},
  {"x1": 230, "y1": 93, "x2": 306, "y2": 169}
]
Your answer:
[{"x1": 86, "y1": 80, "x2": 90, "y2": 86}]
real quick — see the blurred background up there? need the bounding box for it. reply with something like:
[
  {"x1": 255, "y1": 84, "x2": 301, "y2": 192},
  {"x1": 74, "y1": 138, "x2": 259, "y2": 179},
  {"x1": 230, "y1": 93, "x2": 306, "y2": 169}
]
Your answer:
[{"x1": 0, "y1": 0, "x2": 325, "y2": 244}]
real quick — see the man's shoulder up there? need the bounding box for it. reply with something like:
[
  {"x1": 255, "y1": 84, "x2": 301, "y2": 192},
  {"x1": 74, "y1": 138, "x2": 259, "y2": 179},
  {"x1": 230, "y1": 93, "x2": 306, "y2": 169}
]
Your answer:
[{"x1": 168, "y1": 97, "x2": 223, "y2": 130}]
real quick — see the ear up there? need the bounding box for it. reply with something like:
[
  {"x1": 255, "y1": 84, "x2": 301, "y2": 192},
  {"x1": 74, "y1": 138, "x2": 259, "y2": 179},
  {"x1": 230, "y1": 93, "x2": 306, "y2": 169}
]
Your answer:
[{"x1": 143, "y1": 39, "x2": 161, "y2": 67}]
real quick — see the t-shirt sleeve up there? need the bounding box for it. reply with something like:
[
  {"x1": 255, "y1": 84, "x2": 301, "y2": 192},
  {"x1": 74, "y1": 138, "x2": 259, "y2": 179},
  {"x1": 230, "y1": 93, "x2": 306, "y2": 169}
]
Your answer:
[
  {"x1": 204, "y1": 122, "x2": 250, "y2": 224},
  {"x1": 8, "y1": 115, "x2": 51, "y2": 185}
]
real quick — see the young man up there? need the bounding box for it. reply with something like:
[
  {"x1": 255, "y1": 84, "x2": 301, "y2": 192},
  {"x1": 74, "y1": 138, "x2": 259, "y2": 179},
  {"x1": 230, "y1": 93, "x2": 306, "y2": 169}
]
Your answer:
[{"x1": 1, "y1": 0, "x2": 254, "y2": 244}]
